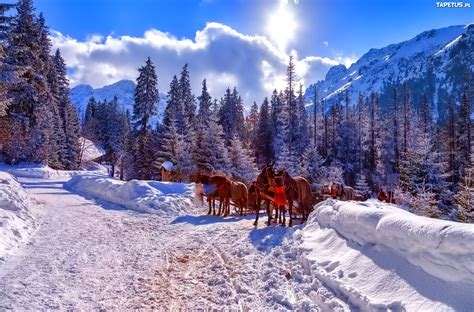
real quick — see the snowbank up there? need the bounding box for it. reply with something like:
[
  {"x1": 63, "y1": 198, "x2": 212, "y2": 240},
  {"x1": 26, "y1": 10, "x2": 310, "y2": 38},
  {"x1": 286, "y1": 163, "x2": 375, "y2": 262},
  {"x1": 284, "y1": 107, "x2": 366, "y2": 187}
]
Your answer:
[
  {"x1": 297, "y1": 199, "x2": 474, "y2": 311},
  {"x1": 0, "y1": 162, "x2": 108, "y2": 179},
  {"x1": 65, "y1": 175, "x2": 195, "y2": 215},
  {"x1": 0, "y1": 172, "x2": 35, "y2": 259}
]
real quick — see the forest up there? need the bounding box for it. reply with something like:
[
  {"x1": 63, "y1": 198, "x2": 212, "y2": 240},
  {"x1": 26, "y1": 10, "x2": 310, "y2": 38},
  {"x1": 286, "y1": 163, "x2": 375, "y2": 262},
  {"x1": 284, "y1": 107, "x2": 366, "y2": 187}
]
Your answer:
[{"x1": 0, "y1": 0, "x2": 472, "y2": 223}]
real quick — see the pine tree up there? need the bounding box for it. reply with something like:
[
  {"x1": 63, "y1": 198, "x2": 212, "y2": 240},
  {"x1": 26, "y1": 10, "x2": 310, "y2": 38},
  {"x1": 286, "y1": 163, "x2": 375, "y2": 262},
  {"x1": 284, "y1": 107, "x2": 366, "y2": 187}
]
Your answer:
[
  {"x1": 454, "y1": 167, "x2": 474, "y2": 223},
  {"x1": 245, "y1": 101, "x2": 259, "y2": 150},
  {"x1": 399, "y1": 116, "x2": 445, "y2": 194},
  {"x1": 227, "y1": 135, "x2": 257, "y2": 183},
  {"x1": 54, "y1": 49, "x2": 80, "y2": 169},
  {"x1": 297, "y1": 84, "x2": 309, "y2": 159},
  {"x1": 196, "y1": 79, "x2": 212, "y2": 127},
  {"x1": 193, "y1": 108, "x2": 229, "y2": 173},
  {"x1": 133, "y1": 57, "x2": 158, "y2": 132},
  {"x1": 286, "y1": 56, "x2": 298, "y2": 160},
  {"x1": 405, "y1": 182, "x2": 440, "y2": 218},
  {"x1": 178, "y1": 63, "x2": 196, "y2": 131},
  {"x1": 4, "y1": 0, "x2": 50, "y2": 163},
  {"x1": 458, "y1": 86, "x2": 472, "y2": 174},
  {"x1": 402, "y1": 83, "x2": 411, "y2": 155},
  {"x1": 218, "y1": 87, "x2": 245, "y2": 141},
  {"x1": 0, "y1": 3, "x2": 15, "y2": 116},
  {"x1": 355, "y1": 174, "x2": 370, "y2": 193},
  {"x1": 131, "y1": 57, "x2": 159, "y2": 179},
  {"x1": 256, "y1": 97, "x2": 272, "y2": 165},
  {"x1": 312, "y1": 85, "x2": 318, "y2": 148},
  {"x1": 299, "y1": 142, "x2": 325, "y2": 190}
]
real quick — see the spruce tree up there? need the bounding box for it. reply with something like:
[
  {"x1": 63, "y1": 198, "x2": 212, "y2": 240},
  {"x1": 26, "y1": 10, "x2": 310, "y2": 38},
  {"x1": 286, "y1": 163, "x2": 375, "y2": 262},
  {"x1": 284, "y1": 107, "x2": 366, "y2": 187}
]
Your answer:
[
  {"x1": 227, "y1": 135, "x2": 257, "y2": 183},
  {"x1": 297, "y1": 84, "x2": 309, "y2": 159},
  {"x1": 256, "y1": 97, "x2": 272, "y2": 165},
  {"x1": 133, "y1": 57, "x2": 158, "y2": 132}
]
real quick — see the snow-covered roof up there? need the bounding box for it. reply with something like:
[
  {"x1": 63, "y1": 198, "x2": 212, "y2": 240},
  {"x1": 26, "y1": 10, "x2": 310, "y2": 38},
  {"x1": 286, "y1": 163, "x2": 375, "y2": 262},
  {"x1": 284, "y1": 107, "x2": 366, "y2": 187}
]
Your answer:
[{"x1": 160, "y1": 161, "x2": 174, "y2": 171}]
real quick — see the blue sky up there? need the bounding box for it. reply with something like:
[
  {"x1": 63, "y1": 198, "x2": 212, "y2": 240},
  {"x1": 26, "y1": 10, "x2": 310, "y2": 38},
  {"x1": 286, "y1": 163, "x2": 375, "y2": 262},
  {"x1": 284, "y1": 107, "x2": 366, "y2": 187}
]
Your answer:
[
  {"x1": 33, "y1": 0, "x2": 472, "y2": 57},
  {"x1": 15, "y1": 0, "x2": 473, "y2": 104}
]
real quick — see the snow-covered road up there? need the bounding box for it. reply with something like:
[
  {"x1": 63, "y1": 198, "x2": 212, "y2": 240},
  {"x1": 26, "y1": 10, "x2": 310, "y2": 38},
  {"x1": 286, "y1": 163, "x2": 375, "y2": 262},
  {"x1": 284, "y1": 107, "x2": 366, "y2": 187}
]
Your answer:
[{"x1": 0, "y1": 176, "x2": 343, "y2": 310}]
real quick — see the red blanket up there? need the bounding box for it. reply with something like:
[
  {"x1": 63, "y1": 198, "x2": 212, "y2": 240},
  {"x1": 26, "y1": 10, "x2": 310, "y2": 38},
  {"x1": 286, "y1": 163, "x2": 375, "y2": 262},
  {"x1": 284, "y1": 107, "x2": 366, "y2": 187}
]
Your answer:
[{"x1": 273, "y1": 186, "x2": 287, "y2": 206}]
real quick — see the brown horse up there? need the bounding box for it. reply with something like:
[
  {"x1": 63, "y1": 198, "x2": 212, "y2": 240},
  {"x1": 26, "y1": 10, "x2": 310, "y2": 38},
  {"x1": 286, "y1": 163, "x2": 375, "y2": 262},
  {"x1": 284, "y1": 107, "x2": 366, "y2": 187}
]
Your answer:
[
  {"x1": 331, "y1": 183, "x2": 371, "y2": 201},
  {"x1": 277, "y1": 169, "x2": 312, "y2": 226},
  {"x1": 377, "y1": 190, "x2": 398, "y2": 204},
  {"x1": 195, "y1": 173, "x2": 231, "y2": 216},
  {"x1": 230, "y1": 181, "x2": 248, "y2": 215},
  {"x1": 253, "y1": 165, "x2": 277, "y2": 226},
  {"x1": 254, "y1": 165, "x2": 312, "y2": 226}
]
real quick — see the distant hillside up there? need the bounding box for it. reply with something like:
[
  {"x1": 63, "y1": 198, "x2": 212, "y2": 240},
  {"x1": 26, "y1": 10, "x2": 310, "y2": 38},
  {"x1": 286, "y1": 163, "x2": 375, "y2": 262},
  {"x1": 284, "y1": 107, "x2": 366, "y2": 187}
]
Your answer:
[
  {"x1": 305, "y1": 24, "x2": 474, "y2": 120},
  {"x1": 70, "y1": 80, "x2": 166, "y2": 122}
]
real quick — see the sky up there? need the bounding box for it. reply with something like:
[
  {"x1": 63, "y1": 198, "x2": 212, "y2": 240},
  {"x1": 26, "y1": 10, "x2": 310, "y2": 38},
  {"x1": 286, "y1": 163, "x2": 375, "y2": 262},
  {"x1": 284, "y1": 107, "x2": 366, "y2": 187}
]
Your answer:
[{"x1": 13, "y1": 0, "x2": 473, "y2": 106}]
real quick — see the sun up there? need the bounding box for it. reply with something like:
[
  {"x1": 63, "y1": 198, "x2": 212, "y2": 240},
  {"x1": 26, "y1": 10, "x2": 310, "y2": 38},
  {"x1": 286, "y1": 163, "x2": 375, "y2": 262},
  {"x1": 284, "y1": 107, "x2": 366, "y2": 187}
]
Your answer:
[{"x1": 265, "y1": 2, "x2": 299, "y2": 51}]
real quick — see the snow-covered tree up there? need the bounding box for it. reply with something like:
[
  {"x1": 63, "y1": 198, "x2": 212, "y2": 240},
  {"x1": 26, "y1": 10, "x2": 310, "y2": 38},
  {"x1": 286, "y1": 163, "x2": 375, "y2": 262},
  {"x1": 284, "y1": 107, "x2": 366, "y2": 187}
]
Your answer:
[
  {"x1": 133, "y1": 57, "x2": 158, "y2": 132},
  {"x1": 299, "y1": 143, "x2": 325, "y2": 189},
  {"x1": 355, "y1": 174, "x2": 371, "y2": 193},
  {"x1": 53, "y1": 49, "x2": 80, "y2": 169},
  {"x1": 256, "y1": 97, "x2": 272, "y2": 165},
  {"x1": 454, "y1": 167, "x2": 474, "y2": 223},
  {"x1": 399, "y1": 116, "x2": 446, "y2": 194},
  {"x1": 296, "y1": 84, "x2": 309, "y2": 159},
  {"x1": 178, "y1": 63, "x2": 196, "y2": 131},
  {"x1": 227, "y1": 136, "x2": 258, "y2": 183}
]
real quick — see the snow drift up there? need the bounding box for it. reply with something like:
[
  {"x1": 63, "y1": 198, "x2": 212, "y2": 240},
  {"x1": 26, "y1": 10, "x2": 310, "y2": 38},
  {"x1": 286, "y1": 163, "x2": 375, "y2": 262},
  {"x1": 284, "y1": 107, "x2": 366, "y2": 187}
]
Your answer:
[
  {"x1": 65, "y1": 175, "x2": 195, "y2": 215},
  {"x1": 0, "y1": 162, "x2": 108, "y2": 179},
  {"x1": 0, "y1": 172, "x2": 35, "y2": 259},
  {"x1": 298, "y1": 199, "x2": 474, "y2": 311},
  {"x1": 313, "y1": 199, "x2": 474, "y2": 283}
]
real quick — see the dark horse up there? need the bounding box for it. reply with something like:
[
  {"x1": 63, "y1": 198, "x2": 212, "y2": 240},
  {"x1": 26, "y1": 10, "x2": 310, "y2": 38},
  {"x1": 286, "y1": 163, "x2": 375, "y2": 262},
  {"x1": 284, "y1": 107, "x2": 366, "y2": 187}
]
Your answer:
[
  {"x1": 254, "y1": 164, "x2": 312, "y2": 226},
  {"x1": 195, "y1": 172, "x2": 231, "y2": 216}
]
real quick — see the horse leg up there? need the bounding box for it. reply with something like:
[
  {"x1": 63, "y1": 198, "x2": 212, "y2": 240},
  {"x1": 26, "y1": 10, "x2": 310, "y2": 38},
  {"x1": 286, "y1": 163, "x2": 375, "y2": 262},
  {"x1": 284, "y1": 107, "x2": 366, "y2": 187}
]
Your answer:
[
  {"x1": 288, "y1": 199, "x2": 293, "y2": 227},
  {"x1": 207, "y1": 198, "x2": 212, "y2": 215},
  {"x1": 282, "y1": 206, "x2": 286, "y2": 226},
  {"x1": 266, "y1": 201, "x2": 272, "y2": 226},
  {"x1": 253, "y1": 197, "x2": 260, "y2": 226}
]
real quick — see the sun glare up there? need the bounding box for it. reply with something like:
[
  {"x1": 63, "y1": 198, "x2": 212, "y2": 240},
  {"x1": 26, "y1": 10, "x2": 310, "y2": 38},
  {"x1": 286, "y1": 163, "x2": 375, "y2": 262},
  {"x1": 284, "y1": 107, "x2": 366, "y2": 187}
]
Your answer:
[{"x1": 265, "y1": 2, "x2": 299, "y2": 51}]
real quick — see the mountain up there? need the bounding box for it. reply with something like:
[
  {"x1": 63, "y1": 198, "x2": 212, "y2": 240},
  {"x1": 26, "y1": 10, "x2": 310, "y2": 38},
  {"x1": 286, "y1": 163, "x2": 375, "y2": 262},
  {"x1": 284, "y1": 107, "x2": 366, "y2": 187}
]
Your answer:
[
  {"x1": 70, "y1": 80, "x2": 166, "y2": 122},
  {"x1": 305, "y1": 24, "x2": 474, "y2": 120}
]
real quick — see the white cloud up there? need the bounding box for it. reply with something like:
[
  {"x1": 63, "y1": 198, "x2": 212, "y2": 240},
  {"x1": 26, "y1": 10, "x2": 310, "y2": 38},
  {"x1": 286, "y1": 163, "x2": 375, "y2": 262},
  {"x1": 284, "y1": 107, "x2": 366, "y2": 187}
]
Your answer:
[{"x1": 51, "y1": 22, "x2": 356, "y2": 106}]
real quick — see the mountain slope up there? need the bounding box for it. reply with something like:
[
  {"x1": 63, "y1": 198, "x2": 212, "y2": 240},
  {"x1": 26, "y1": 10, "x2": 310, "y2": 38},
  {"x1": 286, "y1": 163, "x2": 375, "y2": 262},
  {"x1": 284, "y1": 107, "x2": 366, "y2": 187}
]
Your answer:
[
  {"x1": 70, "y1": 80, "x2": 166, "y2": 121},
  {"x1": 305, "y1": 24, "x2": 474, "y2": 120}
]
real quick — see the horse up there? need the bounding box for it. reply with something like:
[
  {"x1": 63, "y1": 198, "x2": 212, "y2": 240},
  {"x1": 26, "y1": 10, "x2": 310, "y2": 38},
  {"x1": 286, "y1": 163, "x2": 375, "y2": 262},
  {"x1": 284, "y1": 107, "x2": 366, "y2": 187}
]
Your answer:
[
  {"x1": 277, "y1": 169, "x2": 312, "y2": 226},
  {"x1": 253, "y1": 165, "x2": 276, "y2": 226},
  {"x1": 230, "y1": 181, "x2": 248, "y2": 216},
  {"x1": 254, "y1": 164, "x2": 312, "y2": 227},
  {"x1": 377, "y1": 190, "x2": 397, "y2": 204},
  {"x1": 195, "y1": 172, "x2": 231, "y2": 216},
  {"x1": 331, "y1": 182, "x2": 371, "y2": 201}
]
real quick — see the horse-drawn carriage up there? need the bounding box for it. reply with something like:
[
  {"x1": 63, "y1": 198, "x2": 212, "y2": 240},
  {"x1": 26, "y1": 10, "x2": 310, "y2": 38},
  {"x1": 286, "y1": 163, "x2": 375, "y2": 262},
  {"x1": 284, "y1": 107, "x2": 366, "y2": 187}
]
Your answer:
[{"x1": 195, "y1": 163, "x2": 313, "y2": 227}]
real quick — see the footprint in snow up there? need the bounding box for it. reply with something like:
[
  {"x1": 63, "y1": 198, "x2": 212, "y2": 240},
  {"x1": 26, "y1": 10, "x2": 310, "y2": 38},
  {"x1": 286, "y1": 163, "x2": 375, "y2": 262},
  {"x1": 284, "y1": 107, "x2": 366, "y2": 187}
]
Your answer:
[{"x1": 324, "y1": 261, "x2": 340, "y2": 273}]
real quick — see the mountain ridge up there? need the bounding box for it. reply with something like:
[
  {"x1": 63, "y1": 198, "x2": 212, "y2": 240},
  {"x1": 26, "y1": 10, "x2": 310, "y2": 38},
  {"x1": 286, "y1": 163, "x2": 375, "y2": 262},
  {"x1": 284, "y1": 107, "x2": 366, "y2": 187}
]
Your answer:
[{"x1": 304, "y1": 23, "x2": 474, "y2": 120}]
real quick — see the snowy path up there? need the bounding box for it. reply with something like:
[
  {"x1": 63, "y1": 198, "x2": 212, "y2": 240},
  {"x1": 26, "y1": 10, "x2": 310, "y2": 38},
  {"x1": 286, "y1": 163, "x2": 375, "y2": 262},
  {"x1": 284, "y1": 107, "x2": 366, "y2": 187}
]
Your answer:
[{"x1": 0, "y1": 176, "x2": 344, "y2": 310}]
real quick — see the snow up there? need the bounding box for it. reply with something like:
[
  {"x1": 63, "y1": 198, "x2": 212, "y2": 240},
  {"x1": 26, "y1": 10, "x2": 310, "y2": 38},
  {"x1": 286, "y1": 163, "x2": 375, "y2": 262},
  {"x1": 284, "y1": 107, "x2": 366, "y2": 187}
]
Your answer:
[
  {"x1": 297, "y1": 199, "x2": 474, "y2": 311},
  {"x1": 0, "y1": 167, "x2": 338, "y2": 310},
  {"x1": 1, "y1": 164, "x2": 473, "y2": 310},
  {"x1": 305, "y1": 24, "x2": 471, "y2": 117},
  {"x1": 0, "y1": 162, "x2": 107, "y2": 179},
  {"x1": 0, "y1": 172, "x2": 35, "y2": 260},
  {"x1": 160, "y1": 160, "x2": 174, "y2": 171},
  {"x1": 69, "y1": 79, "x2": 167, "y2": 121},
  {"x1": 79, "y1": 137, "x2": 105, "y2": 163},
  {"x1": 65, "y1": 175, "x2": 194, "y2": 215}
]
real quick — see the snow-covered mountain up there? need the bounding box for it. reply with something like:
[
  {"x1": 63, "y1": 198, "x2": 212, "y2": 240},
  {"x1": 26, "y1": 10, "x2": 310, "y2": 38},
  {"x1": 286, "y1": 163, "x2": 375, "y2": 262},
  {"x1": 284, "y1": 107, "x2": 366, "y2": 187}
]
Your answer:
[
  {"x1": 69, "y1": 79, "x2": 166, "y2": 121},
  {"x1": 305, "y1": 24, "x2": 474, "y2": 120}
]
